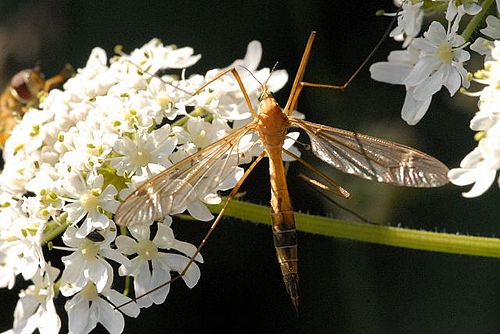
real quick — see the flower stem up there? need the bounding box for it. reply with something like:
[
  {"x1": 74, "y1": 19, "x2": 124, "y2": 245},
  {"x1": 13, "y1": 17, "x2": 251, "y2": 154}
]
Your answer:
[
  {"x1": 172, "y1": 107, "x2": 211, "y2": 127},
  {"x1": 42, "y1": 219, "x2": 71, "y2": 245},
  {"x1": 462, "y1": 0, "x2": 495, "y2": 42},
  {"x1": 208, "y1": 199, "x2": 500, "y2": 258}
]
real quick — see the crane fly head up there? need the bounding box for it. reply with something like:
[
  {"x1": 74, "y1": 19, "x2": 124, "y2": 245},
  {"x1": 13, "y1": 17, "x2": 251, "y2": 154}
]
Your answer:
[
  {"x1": 257, "y1": 87, "x2": 274, "y2": 102},
  {"x1": 236, "y1": 64, "x2": 276, "y2": 102}
]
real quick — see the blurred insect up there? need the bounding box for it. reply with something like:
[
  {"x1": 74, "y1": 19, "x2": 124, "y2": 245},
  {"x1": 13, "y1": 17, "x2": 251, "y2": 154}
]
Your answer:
[
  {"x1": 115, "y1": 31, "x2": 449, "y2": 312},
  {"x1": 0, "y1": 64, "x2": 73, "y2": 146},
  {"x1": 86, "y1": 229, "x2": 105, "y2": 242}
]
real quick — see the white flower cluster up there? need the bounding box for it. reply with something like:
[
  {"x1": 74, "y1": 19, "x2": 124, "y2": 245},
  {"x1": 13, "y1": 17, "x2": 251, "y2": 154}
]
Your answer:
[
  {"x1": 0, "y1": 39, "x2": 287, "y2": 333},
  {"x1": 370, "y1": 0, "x2": 500, "y2": 197},
  {"x1": 448, "y1": 41, "x2": 500, "y2": 197}
]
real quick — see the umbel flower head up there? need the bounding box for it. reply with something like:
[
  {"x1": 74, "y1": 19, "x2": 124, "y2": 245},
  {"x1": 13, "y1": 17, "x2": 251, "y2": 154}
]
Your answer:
[
  {"x1": 0, "y1": 38, "x2": 288, "y2": 334},
  {"x1": 369, "y1": 0, "x2": 500, "y2": 197},
  {"x1": 448, "y1": 40, "x2": 500, "y2": 197}
]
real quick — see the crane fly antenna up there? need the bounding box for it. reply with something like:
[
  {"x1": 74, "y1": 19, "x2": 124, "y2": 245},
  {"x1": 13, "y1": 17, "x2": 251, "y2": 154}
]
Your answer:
[
  {"x1": 236, "y1": 65, "x2": 264, "y2": 88},
  {"x1": 263, "y1": 61, "x2": 279, "y2": 87}
]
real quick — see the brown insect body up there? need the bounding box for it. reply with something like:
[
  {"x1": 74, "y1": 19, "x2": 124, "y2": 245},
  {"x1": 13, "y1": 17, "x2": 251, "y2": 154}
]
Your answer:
[
  {"x1": 115, "y1": 31, "x2": 450, "y2": 312},
  {"x1": 256, "y1": 91, "x2": 299, "y2": 310},
  {"x1": 0, "y1": 65, "x2": 73, "y2": 147}
]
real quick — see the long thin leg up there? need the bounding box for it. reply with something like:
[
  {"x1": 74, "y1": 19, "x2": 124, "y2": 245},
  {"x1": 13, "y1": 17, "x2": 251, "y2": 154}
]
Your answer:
[
  {"x1": 282, "y1": 148, "x2": 350, "y2": 199},
  {"x1": 118, "y1": 48, "x2": 259, "y2": 118},
  {"x1": 286, "y1": 12, "x2": 399, "y2": 115},
  {"x1": 115, "y1": 151, "x2": 267, "y2": 309},
  {"x1": 297, "y1": 173, "x2": 371, "y2": 224},
  {"x1": 188, "y1": 67, "x2": 258, "y2": 118},
  {"x1": 284, "y1": 31, "x2": 317, "y2": 114}
]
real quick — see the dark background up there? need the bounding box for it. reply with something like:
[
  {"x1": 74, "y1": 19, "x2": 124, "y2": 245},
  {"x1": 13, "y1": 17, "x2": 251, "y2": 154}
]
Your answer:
[{"x1": 1, "y1": 1, "x2": 499, "y2": 333}]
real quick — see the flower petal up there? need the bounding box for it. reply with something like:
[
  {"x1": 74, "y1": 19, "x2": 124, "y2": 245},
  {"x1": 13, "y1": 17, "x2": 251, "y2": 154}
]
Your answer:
[
  {"x1": 162, "y1": 253, "x2": 200, "y2": 289},
  {"x1": 96, "y1": 298, "x2": 125, "y2": 334},
  {"x1": 105, "y1": 290, "x2": 140, "y2": 317},
  {"x1": 370, "y1": 62, "x2": 412, "y2": 84},
  {"x1": 462, "y1": 169, "x2": 496, "y2": 198},
  {"x1": 412, "y1": 66, "x2": 445, "y2": 100},
  {"x1": 115, "y1": 235, "x2": 137, "y2": 255},
  {"x1": 65, "y1": 294, "x2": 93, "y2": 334},
  {"x1": 401, "y1": 89, "x2": 432, "y2": 125},
  {"x1": 404, "y1": 56, "x2": 441, "y2": 86},
  {"x1": 187, "y1": 200, "x2": 213, "y2": 221}
]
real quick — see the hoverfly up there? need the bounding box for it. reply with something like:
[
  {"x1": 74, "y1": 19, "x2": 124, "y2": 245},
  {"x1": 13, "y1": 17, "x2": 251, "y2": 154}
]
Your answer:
[
  {"x1": 0, "y1": 64, "x2": 73, "y2": 146},
  {"x1": 115, "y1": 31, "x2": 449, "y2": 311}
]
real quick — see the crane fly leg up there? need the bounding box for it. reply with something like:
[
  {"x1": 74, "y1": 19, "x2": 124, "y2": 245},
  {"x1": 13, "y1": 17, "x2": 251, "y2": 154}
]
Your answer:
[
  {"x1": 297, "y1": 173, "x2": 372, "y2": 224},
  {"x1": 282, "y1": 148, "x2": 350, "y2": 199},
  {"x1": 118, "y1": 48, "x2": 259, "y2": 118},
  {"x1": 115, "y1": 152, "x2": 266, "y2": 310},
  {"x1": 284, "y1": 31, "x2": 317, "y2": 114},
  {"x1": 188, "y1": 67, "x2": 258, "y2": 118},
  {"x1": 177, "y1": 151, "x2": 266, "y2": 278},
  {"x1": 286, "y1": 11, "x2": 399, "y2": 115}
]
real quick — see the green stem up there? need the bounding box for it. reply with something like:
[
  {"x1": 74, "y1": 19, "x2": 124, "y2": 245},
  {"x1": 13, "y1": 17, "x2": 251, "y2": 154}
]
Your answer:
[
  {"x1": 462, "y1": 0, "x2": 495, "y2": 42},
  {"x1": 42, "y1": 219, "x2": 71, "y2": 245},
  {"x1": 208, "y1": 199, "x2": 500, "y2": 258},
  {"x1": 172, "y1": 107, "x2": 212, "y2": 127}
]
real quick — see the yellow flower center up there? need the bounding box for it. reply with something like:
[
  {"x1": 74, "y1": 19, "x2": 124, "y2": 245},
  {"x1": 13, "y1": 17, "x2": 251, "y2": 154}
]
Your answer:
[
  {"x1": 80, "y1": 189, "x2": 101, "y2": 212},
  {"x1": 157, "y1": 93, "x2": 173, "y2": 109},
  {"x1": 136, "y1": 239, "x2": 158, "y2": 260},
  {"x1": 80, "y1": 239, "x2": 99, "y2": 259},
  {"x1": 81, "y1": 281, "x2": 99, "y2": 301},
  {"x1": 131, "y1": 149, "x2": 151, "y2": 167},
  {"x1": 436, "y1": 41, "x2": 453, "y2": 64}
]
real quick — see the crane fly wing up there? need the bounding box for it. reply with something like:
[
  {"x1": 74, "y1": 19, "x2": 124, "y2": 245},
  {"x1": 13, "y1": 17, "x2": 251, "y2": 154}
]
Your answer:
[
  {"x1": 290, "y1": 118, "x2": 449, "y2": 187},
  {"x1": 115, "y1": 123, "x2": 255, "y2": 226}
]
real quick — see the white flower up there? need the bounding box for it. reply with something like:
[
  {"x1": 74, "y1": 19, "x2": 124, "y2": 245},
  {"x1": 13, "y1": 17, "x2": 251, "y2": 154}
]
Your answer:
[
  {"x1": 470, "y1": 15, "x2": 500, "y2": 60},
  {"x1": 9, "y1": 265, "x2": 61, "y2": 334},
  {"x1": 448, "y1": 41, "x2": 500, "y2": 197},
  {"x1": 110, "y1": 126, "x2": 177, "y2": 178},
  {"x1": 116, "y1": 221, "x2": 203, "y2": 308},
  {"x1": 0, "y1": 200, "x2": 47, "y2": 288},
  {"x1": 370, "y1": 20, "x2": 470, "y2": 125},
  {"x1": 126, "y1": 38, "x2": 201, "y2": 73},
  {"x1": 0, "y1": 238, "x2": 43, "y2": 287},
  {"x1": 184, "y1": 116, "x2": 232, "y2": 149},
  {"x1": 60, "y1": 172, "x2": 119, "y2": 237},
  {"x1": 145, "y1": 76, "x2": 185, "y2": 121},
  {"x1": 58, "y1": 125, "x2": 117, "y2": 172},
  {"x1": 389, "y1": 0, "x2": 424, "y2": 46},
  {"x1": 65, "y1": 280, "x2": 139, "y2": 334},
  {"x1": 0, "y1": 36, "x2": 288, "y2": 333},
  {"x1": 444, "y1": 0, "x2": 482, "y2": 23},
  {"x1": 59, "y1": 224, "x2": 129, "y2": 296}
]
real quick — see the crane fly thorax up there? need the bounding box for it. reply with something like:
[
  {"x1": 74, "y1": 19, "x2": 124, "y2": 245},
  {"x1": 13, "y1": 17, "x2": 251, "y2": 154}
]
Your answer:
[{"x1": 256, "y1": 97, "x2": 290, "y2": 149}]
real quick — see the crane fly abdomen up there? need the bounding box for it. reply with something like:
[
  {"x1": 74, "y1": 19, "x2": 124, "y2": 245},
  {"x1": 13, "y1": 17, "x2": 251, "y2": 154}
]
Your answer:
[
  {"x1": 268, "y1": 144, "x2": 299, "y2": 311},
  {"x1": 257, "y1": 93, "x2": 299, "y2": 311}
]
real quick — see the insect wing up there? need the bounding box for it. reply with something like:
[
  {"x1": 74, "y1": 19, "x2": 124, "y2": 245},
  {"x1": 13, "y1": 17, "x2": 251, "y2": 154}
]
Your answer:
[
  {"x1": 290, "y1": 118, "x2": 449, "y2": 187},
  {"x1": 115, "y1": 124, "x2": 254, "y2": 226}
]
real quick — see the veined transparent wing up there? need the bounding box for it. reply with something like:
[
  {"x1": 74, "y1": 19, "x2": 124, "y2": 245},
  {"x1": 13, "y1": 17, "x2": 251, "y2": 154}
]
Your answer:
[
  {"x1": 115, "y1": 122, "x2": 256, "y2": 226},
  {"x1": 290, "y1": 118, "x2": 449, "y2": 187}
]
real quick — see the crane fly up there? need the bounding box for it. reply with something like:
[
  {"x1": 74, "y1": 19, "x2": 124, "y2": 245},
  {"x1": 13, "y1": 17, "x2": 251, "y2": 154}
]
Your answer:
[{"x1": 115, "y1": 31, "x2": 449, "y2": 312}]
